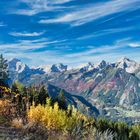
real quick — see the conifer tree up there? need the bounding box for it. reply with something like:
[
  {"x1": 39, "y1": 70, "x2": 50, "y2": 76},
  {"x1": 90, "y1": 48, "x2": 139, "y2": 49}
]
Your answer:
[
  {"x1": 38, "y1": 85, "x2": 49, "y2": 105},
  {"x1": 0, "y1": 54, "x2": 9, "y2": 86},
  {"x1": 11, "y1": 82, "x2": 19, "y2": 94},
  {"x1": 57, "y1": 89, "x2": 67, "y2": 110},
  {"x1": 11, "y1": 82, "x2": 22, "y2": 106}
]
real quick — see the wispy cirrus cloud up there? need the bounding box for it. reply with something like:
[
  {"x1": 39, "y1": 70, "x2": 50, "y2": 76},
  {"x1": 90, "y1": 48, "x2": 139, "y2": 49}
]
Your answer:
[
  {"x1": 129, "y1": 43, "x2": 140, "y2": 48},
  {"x1": 39, "y1": 0, "x2": 140, "y2": 26},
  {"x1": 1, "y1": 0, "x2": 140, "y2": 66},
  {"x1": 65, "y1": 38, "x2": 132, "y2": 58},
  {"x1": 11, "y1": 0, "x2": 74, "y2": 16},
  {"x1": 47, "y1": 0, "x2": 74, "y2": 4},
  {"x1": 1, "y1": 37, "x2": 140, "y2": 66},
  {"x1": 0, "y1": 37, "x2": 69, "y2": 66},
  {"x1": 77, "y1": 27, "x2": 135, "y2": 40},
  {"x1": 9, "y1": 31, "x2": 45, "y2": 37},
  {"x1": 0, "y1": 37, "x2": 67, "y2": 52}
]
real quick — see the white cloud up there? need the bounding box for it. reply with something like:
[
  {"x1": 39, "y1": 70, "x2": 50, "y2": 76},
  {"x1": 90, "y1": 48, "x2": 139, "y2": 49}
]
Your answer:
[
  {"x1": 65, "y1": 38, "x2": 133, "y2": 58},
  {"x1": 11, "y1": 0, "x2": 73, "y2": 16},
  {"x1": 129, "y1": 43, "x2": 140, "y2": 48},
  {"x1": 39, "y1": 0, "x2": 140, "y2": 26},
  {"x1": 0, "y1": 37, "x2": 67, "y2": 52},
  {"x1": 9, "y1": 31, "x2": 45, "y2": 37},
  {"x1": 48, "y1": 0, "x2": 73, "y2": 4},
  {"x1": 77, "y1": 27, "x2": 135, "y2": 40},
  {"x1": 1, "y1": 37, "x2": 140, "y2": 66}
]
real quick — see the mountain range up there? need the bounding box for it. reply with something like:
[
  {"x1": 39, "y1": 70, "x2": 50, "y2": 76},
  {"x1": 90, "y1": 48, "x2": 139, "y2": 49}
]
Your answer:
[{"x1": 8, "y1": 57, "x2": 140, "y2": 123}]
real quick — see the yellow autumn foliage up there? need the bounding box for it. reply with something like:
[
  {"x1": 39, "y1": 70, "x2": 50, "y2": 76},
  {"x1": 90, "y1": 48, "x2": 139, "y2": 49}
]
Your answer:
[
  {"x1": 0, "y1": 86, "x2": 11, "y2": 95},
  {"x1": 28, "y1": 99, "x2": 90, "y2": 132}
]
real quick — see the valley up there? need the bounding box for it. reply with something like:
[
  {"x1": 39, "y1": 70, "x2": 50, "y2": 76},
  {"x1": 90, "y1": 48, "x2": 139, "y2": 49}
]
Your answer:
[{"x1": 8, "y1": 57, "x2": 140, "y2": 123}]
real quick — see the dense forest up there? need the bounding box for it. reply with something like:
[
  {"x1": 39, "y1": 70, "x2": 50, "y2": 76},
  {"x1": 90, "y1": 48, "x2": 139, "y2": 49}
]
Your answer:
[{"x1": 0, "y1": 54, "x2": 140, "y2": 140}]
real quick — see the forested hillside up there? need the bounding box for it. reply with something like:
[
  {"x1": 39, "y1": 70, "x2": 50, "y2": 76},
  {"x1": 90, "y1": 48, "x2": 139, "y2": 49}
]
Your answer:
[{"x1": 0, "y1": 54, "x2": 140, "y2": 140}]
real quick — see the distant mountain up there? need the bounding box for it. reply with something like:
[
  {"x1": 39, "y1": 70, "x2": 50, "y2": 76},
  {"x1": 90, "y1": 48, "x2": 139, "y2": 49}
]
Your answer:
[
  {"x1": 35, "y1": 63, "x2": 68, "y2": 73},
  {"x1": 79, "y1": 62, "x2": 94, "y2": 72},
  {"x1": 8, "y1": 58, "x2": 45, "y2": 84},
  {"x1": 116, "y1": 57, "x2": 140, "y2": 74},
  {"x1": 7, "y1": 57, "x2": 140, "y2": 123},
  {"x1": 47, "y1": 61, "x2": 140, "y2": 109},
  {"x1": 8, "y1": 59, "x2": 69, "y2": 85},
  {"x1": 50, "y1": 63, "x2": 68, "y2": 73}
]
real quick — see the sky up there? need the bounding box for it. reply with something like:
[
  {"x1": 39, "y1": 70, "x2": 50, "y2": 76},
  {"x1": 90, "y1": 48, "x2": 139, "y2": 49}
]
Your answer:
[{"x1": 0, "y1": 0, "x2": 140, "y2": 67}]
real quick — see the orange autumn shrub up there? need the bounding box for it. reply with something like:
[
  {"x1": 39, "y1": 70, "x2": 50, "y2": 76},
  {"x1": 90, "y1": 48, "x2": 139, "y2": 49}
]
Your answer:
[
  {"x1": 0, "y1": 99, "x2": 16, "y2": 120},
  {"x1": 11, "y1": 118, "x2": 24, "y2": 129}
]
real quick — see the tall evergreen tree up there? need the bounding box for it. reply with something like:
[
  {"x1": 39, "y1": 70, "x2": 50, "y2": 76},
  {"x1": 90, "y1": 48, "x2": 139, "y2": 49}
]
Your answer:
[
  {"x1": 0, "y1": 54, "x2": 9, "y2": 86},
  {"x1": 59, "y1": 89, "x2": 65, "y2": 101},
  {"x1": 11, "y1": 82, "x2": 19, "y2": 94},
  {"x1": 57, "y1": 89, "x2": 67, "y2": 110},
  {"x1": 38, "y1": 85, "x2": 49, "y2": 105}
]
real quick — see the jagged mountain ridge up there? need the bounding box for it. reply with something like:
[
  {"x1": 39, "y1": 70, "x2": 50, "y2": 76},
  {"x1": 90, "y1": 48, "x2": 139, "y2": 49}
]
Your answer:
[
  {"x1": 7, "y1": 57, "x2": 140, "y2": 123},
  {"x1": 8, "y1": 58, "x2": 140, "y2": 105},
  {"x1": 46, "y1": 61, "x2": 140, "y2": 109},
  {"x1": 8, "y1": 58, "x2": 45, "y2": 84},
  {"x1": 8, "y1": 58, "x2": 69, "y2": 83}
]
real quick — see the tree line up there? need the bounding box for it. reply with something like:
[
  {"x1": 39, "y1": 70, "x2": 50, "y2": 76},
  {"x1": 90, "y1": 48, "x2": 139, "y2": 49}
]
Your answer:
[{"x1": 0, "y1": 54, "x2": 140, "y2": 140}]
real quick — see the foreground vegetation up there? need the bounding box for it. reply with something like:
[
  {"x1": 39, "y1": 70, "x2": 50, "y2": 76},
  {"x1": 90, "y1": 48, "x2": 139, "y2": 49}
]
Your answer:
[
  {"x1": 0, "y1": 54, "x2": 140, "y2": 139},
  {"x1": 0, "y1": 84, "x2": 140, "y2": 140}
]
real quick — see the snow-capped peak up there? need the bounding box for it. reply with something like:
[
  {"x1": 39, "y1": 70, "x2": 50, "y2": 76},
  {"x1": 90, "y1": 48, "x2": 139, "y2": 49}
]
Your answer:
[
  {"x1": 79, "y1": 62, "x2": 94, "y2": 72},
  {"x1": 8, "y1": 58, "x2": 27, "y2": 73},
  {"x1": 118, "y1": 57, "x2": 133, "y2": 64},
  {"x1": 37, "y1": 65, "x2": 51, "y2": 73},
  {"x1": 116, "y1": 57, "x2": 140, "y2": 73}
]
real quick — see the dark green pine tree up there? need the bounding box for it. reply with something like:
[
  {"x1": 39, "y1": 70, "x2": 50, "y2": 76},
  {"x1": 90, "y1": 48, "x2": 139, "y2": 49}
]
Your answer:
[
  {"x1": 11, "y1": 82, "x2": 18, "y2": 103},
  {"x1": 38, "y1": 85, "x2": 49, "y2": 105},
  {"x1": 22, "y1": 86, "x2": 28, "y2": 97},
  {"x1": 0, "y1": 54, "x2": 9, "y2": 86},
  {"x1": 11, "y1": 82, "x2": 22, "y2": 104},
  {"x1": 28, "y1": 86, "x2": 34, "y2": 105},
  {"x1": 11, "y1": 82, "x2": 19, "y2": 94},
  {"x1": 57, "y1": 89, "x2": 67, "y2": 110},
  {"x1": 29, "y1": 86, "x2": 39, "y2": 105}
]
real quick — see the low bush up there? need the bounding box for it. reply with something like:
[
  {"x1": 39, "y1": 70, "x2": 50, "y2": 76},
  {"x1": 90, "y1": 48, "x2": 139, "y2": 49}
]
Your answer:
[
  {"x1": 0, "y1": 99, "x2": 16, "y2": 121},
  {"x1": 27, "y1": 99, "x2": 96, "y2": 139}
]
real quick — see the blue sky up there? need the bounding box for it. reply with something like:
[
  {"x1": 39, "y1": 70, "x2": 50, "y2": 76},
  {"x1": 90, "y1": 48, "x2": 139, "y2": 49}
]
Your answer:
[{"x1": 0, "y1": 0, "x2": 140, "y2": 66}]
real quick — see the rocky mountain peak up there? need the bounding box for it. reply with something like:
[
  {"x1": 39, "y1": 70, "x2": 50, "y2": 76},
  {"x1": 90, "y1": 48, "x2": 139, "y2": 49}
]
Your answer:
[
  {"x1": 50, "y1": 63, "x2": 68, "y2": 73},
  {"x1": 8, "y1": 58, "x2": 27, "y2": 73},
  {"x1": 79, "y1": 62, "x2": 94, "y2": 72},
  {"x1": 116, "y1": 57, "x2": 140, "y2": 73},
  {"x1": 98, "y1": 60, "x2": 107, "y2": 69}
]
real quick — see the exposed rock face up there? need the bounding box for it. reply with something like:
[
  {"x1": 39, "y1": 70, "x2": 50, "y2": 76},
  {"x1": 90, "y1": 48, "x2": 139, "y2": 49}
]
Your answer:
[
  {"x1": 8, "y1": 58, "x2": 45, "y2": 84},
  {"x1": 116, "y1": 57, "x2": 140, "y2": 74},
  {"x1": 50, "y1": 63, "x2": 68, "y2": 73},
  {"x1": 7, "y1": 57, "x2": 140, "y2": 122}
]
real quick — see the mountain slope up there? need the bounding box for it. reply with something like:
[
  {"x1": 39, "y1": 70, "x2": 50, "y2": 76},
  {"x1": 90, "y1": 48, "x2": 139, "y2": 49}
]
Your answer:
[
  {"x1": 47, "y1": 64, "x2": 140, "y2": 109},
  {"x1": 46, "y1": 83, "x2": 99, "y2": 117},
  {"x1": 7, "y1": 57, "x2": 140, "y2": 122},
  {"x1": 8, "y1": 57, "x2": 140, "y2": 110}
]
